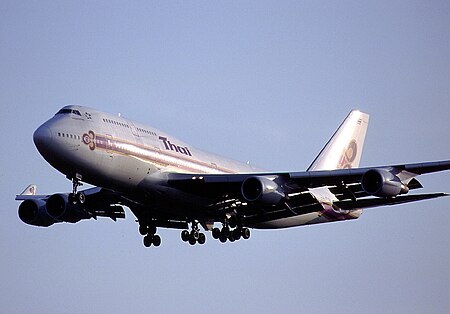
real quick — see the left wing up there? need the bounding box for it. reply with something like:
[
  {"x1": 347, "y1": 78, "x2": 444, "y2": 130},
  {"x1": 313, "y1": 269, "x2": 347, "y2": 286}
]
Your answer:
[
  {"x1": 16, "y1": 186, "x2": 125, "y2": 227},
  {"x1": 166, "y1": 160, "x2": 450, "y2": 225}
]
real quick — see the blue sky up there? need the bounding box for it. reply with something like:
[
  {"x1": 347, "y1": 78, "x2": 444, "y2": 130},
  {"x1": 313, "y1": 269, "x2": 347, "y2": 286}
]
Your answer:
[{"x1": 1, "y1": 1, "x2": 449, "y2": 313}]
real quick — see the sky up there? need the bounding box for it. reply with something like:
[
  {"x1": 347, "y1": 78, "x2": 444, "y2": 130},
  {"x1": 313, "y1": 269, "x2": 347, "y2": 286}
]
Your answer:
[{"x1": 1, "y1": 1, "x2": 449, "y2": 313}]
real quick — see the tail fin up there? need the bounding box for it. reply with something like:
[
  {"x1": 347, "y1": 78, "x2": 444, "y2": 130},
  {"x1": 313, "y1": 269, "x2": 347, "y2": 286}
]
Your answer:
[
  {"x1": 19, "y1": 184, "x2": 37, "y2": 196},
  {"x1": 307, "y1": 110, "x2": 369, "y2": 171}
]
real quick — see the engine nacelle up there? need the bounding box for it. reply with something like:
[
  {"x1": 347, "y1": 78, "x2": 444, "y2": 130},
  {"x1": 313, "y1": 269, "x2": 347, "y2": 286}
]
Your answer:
[
  {"x1": 46, "y1": 193, "x2": 91, "y2": 222},
  {"x1": 241, "y1": 176, "x2": 285, "y2": 205},
  {"x1": 18, "y1": 199, "x2": 55, "y2": 227},
  {"x1": 361, "y1": 169, "x2": 408, "y2": 197}
]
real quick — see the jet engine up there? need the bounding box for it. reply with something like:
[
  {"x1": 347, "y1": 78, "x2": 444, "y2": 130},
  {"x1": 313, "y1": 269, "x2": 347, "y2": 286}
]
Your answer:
[
  {"x1": 18, "y1": 199, "x2": 55, "y2": 227},
  {"x1": 361, "y1": 169, "x2": 408, "y2": 197},
  {"x1": 46, "y1": 193, "x2": 91, "y2": 222},
  {"x1": 241, "y1": 176, "x2": 285, "y2": 205}
]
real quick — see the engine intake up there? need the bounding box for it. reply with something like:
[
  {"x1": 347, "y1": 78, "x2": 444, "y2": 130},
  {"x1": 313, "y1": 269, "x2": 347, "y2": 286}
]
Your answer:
[
  {"x1": 46, "y1": 194, "x2": 67, "y2": 219},
  {"x1": 46, "y1": 194, "x2": 91, "y2": 222},
  {"x1": 241, "y1": 176, "x2": 285, "y2": 205},
  {"x1": 361, "y1": 169, "x2": 408, "y2": 197},
  {"x1": 18, "y1": 199, "x2": 55, "y2": 227}
]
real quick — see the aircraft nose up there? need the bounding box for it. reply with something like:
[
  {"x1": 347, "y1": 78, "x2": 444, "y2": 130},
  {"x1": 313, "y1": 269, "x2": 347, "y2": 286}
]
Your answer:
[{"x1": 33, "y1": 125, "x2": 53, "y2": 152}]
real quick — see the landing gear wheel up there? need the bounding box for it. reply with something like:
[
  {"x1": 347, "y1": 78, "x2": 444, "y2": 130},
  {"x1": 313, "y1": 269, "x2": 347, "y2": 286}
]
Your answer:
[
  {"x1": 242, "y1": 227, "x2": 250, "y2": 239},
  {"x1": 232, "y1": 228, "x2": 242, "y2": 241},
  {"x1": 188, "y1": 236, "x2": 197, "y2": 245},
  {"x1": 152, "y1": 234, "x2": 161, "y2": 247},
  {"x1": 212, "y1": 228, "x2": 221, "y2": 239},
  {"x1": 143, "y1": 235, "x2": 153, "y2": 247},
  {"x1": 198, "y1": 233, "x2": 206, "y2": 245},
  {"x1": 221, "y1": 226, "x2": 230, "y2": 238},
  {"x1": 77, "y1": 192, "x2": 86, "y2": 204},
  {"x1": 181, "y1": 230, "x2": 190, "y2": 242},
  {"x1": 192, "y1": 230, "x2": 200, "y2": 240},
  {"x1": 139, "y1": 225, "x2": 148, "y2": 236},
  {"x1": 219, "y1": 235, "x2": 227, "y2": 243}
]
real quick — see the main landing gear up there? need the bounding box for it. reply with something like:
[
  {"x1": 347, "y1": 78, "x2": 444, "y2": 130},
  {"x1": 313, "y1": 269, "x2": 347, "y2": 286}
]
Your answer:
[
  {"x1": 140, "y1": 222, "x2": 161, "y2": 247},
  {"x1": 209, "y1": 215, "x2": 251, "y2": 243},
  {"x1": 68, "y1": 174, "x2": 85, "y2": 205},
  {"x1": 181, "y1": 221, "x2": 206, "y2": 246},
  {"x1": 211, "y1": 223, "x2": 250, "y2": 243}
]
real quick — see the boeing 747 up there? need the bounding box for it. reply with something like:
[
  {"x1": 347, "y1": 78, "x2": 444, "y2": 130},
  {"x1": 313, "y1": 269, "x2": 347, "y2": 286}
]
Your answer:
[{"x1": 16, "y1": 106, "x2": 450, "y2": 247}]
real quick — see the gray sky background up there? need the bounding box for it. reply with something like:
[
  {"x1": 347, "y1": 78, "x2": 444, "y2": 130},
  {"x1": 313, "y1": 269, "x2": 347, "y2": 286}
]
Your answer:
[{"x1": 1, "y1": 1, "x2": 449, "y2": 313}]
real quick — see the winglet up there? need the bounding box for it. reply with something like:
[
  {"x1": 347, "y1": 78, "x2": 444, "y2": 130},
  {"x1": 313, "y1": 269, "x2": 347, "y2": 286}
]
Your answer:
[
  {"x1": 307, "y1": 110, "x2": 369, "y2": 171},
  {"x1": 19, "y1": 184, "x2": 37, "y2": 196}
]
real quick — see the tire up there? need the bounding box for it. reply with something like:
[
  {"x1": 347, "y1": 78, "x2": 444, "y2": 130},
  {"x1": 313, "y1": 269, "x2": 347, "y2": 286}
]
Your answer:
[
  {"x1": 212, "y1": 228, "x2": 221, "y2": 239},
  {"x1": 188, "y1": 236, "x2": 197, "y2": 245},
  {"x1": 152, "y1": 235, "x2": 161, "y2": 247},
  {"x1": 143, "y1": 235, "x2": 152, "y2": 247},
  {"x1": 232, "y1": 228, "x2": 241, "y2": 241},
  {"x1": 181, "y1": 230, "x2": 190, "y2": 242},
  {"x1": 242, "y1": 228, "x2": 250, "y2": 239},
  {"x1": 198, "y1": 233, "x2": 206, "y2": 245},
  {"x1": 139, "y1": 225, "x2": 147, "y2": 236},
  {"x1": 221, "y1": 227, "x2": 230, "y2": 238},
  {"x1": 77, "y1": 192, "x2": 86, "y2": 204}
]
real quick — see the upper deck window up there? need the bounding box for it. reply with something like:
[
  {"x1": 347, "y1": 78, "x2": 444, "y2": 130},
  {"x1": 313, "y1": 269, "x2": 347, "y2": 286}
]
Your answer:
[{"x1": 56, "y1": 108, "x2": 82, "y2": 116}]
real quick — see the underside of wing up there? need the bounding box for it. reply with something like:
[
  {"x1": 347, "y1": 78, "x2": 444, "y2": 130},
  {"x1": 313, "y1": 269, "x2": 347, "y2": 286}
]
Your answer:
[{"x1": 164, "y1": 160, "x2": 450, "y2": 227}]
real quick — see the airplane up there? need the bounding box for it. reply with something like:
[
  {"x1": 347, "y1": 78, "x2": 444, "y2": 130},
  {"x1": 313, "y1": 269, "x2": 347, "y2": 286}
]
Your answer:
[{"x1": 16, "y1": 105, "x2": 450, "y2": 247}]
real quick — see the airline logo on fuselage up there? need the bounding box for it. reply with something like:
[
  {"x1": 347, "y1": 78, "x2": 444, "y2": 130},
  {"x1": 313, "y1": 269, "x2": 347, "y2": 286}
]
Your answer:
[{"x1": 159, "y1": 136, "x2": 192, "y2": 156}]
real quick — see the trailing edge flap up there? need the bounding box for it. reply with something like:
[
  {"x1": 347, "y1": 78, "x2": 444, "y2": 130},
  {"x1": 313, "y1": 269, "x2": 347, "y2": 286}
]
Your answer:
[{"x1": 335, "y1": 193, "x2": 449, "y2": 210}]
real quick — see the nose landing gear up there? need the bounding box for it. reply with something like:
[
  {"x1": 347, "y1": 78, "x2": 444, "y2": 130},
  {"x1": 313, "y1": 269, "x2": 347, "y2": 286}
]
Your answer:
[{"x1": 68, "y1": 174, "x2": 85, "y2": 205}]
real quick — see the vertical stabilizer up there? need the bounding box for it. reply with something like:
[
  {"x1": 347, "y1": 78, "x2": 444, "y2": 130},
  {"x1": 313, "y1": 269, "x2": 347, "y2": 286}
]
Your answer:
[
  {"x1": 307, "y1": 110, "x2": 369, "y2": 171},
  {"x1": 20, "y1": 184, "x2": 37, "y2": 196}
]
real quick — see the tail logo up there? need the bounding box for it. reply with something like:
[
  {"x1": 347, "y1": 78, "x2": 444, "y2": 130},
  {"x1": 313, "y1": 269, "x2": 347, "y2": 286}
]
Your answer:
[{"x1": 338, "y1": 140, "x2": 357, "y2": 169}]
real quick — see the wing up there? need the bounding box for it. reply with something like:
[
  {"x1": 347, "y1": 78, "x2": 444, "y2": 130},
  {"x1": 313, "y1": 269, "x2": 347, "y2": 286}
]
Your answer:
[
  {"x1": 16, "y1": 186, "x2": 125, "y2": 227},
  {"x1": 166, "y1": 160, "x2": 450, "y2": 227}
]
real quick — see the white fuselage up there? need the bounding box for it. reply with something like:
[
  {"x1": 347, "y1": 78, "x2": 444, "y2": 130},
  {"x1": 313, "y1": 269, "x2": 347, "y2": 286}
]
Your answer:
[
  {"x1": 34, "y1": 106, "x2": 261, "y2": 191},
  {"x1": 33, "y1": 105, "x2": 362, "y2": 229}
]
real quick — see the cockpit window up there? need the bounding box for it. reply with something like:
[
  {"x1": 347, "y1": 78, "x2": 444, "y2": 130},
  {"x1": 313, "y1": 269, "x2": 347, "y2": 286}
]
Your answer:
[
  {"x1": 56, "y1": 109, "x2": 82, "y2": 116},
  {"x1": 56, "y1": 109, "x2": 72, "y2": 115}
]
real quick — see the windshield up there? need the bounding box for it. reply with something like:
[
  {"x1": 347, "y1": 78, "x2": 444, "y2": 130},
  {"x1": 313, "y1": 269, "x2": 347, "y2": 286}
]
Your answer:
[{"x1": 55, "y1": 108, "x2": 82, "y2": 116}]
